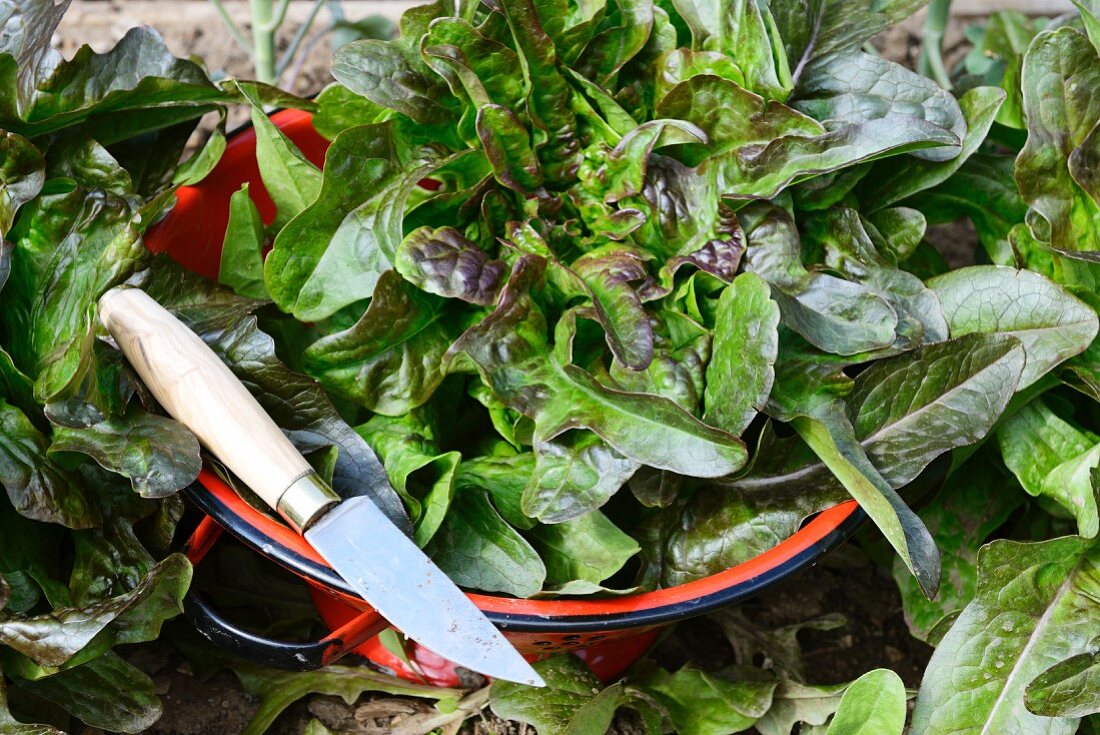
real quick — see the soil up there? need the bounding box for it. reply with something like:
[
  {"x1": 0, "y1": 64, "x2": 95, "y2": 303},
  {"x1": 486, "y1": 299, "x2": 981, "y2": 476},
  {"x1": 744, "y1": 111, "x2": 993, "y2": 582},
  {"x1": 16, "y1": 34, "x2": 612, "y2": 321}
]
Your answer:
[{"x1": 46, "y1": 2, "x2": 993, "y2": 733}]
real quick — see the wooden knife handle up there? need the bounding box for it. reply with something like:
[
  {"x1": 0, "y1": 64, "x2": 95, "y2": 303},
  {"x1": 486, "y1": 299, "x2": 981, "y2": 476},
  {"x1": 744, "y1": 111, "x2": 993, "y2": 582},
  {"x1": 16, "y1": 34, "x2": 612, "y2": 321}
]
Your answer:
[{"x1": 98, "y1": 287, "x2": 337, "y2": 530}]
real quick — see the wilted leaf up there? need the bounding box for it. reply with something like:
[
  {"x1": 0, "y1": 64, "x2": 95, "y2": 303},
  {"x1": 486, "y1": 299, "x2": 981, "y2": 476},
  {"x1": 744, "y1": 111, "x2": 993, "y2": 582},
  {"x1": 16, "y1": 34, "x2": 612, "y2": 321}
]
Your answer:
[
  {"x1": 755, "y1": 679, "x2": 849, "y2": 735},
  {"x1": 234, "y1": 662, "x2": 463, "y2": 735}
]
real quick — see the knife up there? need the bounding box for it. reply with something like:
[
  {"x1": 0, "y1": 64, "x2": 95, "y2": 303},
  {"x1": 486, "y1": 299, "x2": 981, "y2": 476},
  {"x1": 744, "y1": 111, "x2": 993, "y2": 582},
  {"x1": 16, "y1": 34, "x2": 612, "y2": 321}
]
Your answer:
[{"x1": 99, "y1": 286, "x2": 544, "y2": 687}]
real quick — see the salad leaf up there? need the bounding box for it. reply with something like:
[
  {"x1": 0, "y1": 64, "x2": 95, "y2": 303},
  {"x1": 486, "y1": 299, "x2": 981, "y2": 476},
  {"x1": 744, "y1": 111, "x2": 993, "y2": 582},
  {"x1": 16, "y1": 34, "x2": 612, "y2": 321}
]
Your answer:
[
  {"x1": 793, "y1": 51, "x2": 966, "y2": 163},
  {"x1": 668, "y1": 0, "x2": 791, "y2": 99},
  {"x1": 755, "y1": 679, "x2": 850, "y2": 735},
  {"x1": 793, "y1": 413, "x2": 941, "y2": 597},
  {"x1": 241, "y1": 84, "x2": 322, "y2": 228},
  {"x1": 0, "y1": 553, "x2": 189, "y2": 674},
  {"x1": 1, "y1": 139, "x2": 149, "y2": 404},
  {"x1": 0, "y1": 130, "x2": 43, "y2": 238},
  {"x1": 1015, "y1": 28, "x2": 1100, "y2": 281},
  {"x1": 491, "y1": 656, "x2": 656, "y2": 735},
  {"x1": 772, "y1": 0, "x2": 926, "y2": 78},
  {"x1": 803, "y1": 207, "x2": 948, "y2": 349},
  {"x1": 495, "y1": 0, "x2": 583, "y2": 183},
  {"x1": 264, "y1": 124, "x2": 470, "y2": 321},
  {"x1": 232, "y1": 662, "x2": 463, "y2": 735},
  {"x1": 0, "y1": 399, "x2": 97, "y2": 529},
  {"x1": 906, "y1": 153, "x2": 1026, "y2": 266},
  {"x1": 659, "y1": 456, "x2": 848, "y2": 585},
  {"x1": 303, "y1": 270, "x2": 465, "y2": 416},
  {"x1": 2, "y1": 27, "x2": 232, "y2": 141},
  {"x1": 846, "y1": 333, "x2": 1026, "y2": 488},
  {"x1": 425, "y1": 487, "x2": 545, "y2": 597},
  {"x1": 355, "y1": 411, "x2": 459, "y2": 546},
  {"x1": 859, "y1": 86, "x2": 1005, "y2": 211},
  {"x1": 523, "y1": 431, "x2": 640, "y2": 522},
  {"x1": 331, "y1": 39, "x2": 454, "y2": 126},
  {"x1": 928, "y1": 266, "x2": 1099, "y2": 389},
  {"x1": 892, "y1": 454, "x2": 1023, "y2": 643},
  {"x1": 703, "y1": 272, "x2": 780, "y2": 435},
  {"x1": 48, "y1": 410, "x2": 201, "y2": 499},
  {"x1": 527, "y1": 509, "x2": 639, "y2": 586},
  {"x1": 395, "y1": 226, "x2": 507, "y2": 306},
  {"x1": 11, "y1": 652, "x2": 159, "y2": 734},
  {"x1": 1026, "y1": 651, "x2": 1100, "y2": 718},
  {"x1": 912, "y1": 536, "x2": 1100, "y2": 735},
  {"x1": 218, "y1": 183, "x2": 268, "y2": 300},
  {"x1": 824, "y1": 669, "x2": 906, "y2": 735},
  {"x1": 633, "y1": 664, "x2": 777, "y2": 735},
  {"x1": 999, "y1": 400, "x2": 1100, "y2": 537},
  {"x1": 742, "y1": 204, "x2": 898, "y2": 355},
  {"x1": 451, "y1": 257, "x2": 748, "y2": 477}
]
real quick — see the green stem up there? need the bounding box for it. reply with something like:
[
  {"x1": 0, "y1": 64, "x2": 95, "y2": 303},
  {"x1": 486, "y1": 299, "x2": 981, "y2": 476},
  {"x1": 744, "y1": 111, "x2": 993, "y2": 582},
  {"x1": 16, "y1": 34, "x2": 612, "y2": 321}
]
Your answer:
[
  {"x1": 208, "y1": 0, "x2": 253, "y2": 55},
  {"x1": 265, "y1": 0, "x2": 293, "y2": 32},
  {"x1": 918, "y1": 0, "x2": 953, "y2": 90},
  {"x1": 275, "y1": 0, "x2": 327, "y2": 78},
  {"x1": 250, "y1": 0, "x2": 277, "y2": 85}
]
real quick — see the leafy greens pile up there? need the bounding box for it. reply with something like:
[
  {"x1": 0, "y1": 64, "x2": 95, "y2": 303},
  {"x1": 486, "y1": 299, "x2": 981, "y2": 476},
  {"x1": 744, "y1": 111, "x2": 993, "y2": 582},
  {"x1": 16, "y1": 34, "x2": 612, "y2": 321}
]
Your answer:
[
  {"x1": 234, "y1": 0, "x2": 1093, "y2": 606},
  {"x1": 4, "y1": 0, "x2": 1100, "y2": 730}
]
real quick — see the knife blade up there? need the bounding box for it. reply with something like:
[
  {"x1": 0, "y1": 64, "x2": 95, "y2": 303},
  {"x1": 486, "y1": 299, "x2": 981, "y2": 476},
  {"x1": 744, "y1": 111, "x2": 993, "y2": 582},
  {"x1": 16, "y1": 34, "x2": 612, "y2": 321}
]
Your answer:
[{"x1": 98, "y1": 286, "x2": 543, "y2": 687}]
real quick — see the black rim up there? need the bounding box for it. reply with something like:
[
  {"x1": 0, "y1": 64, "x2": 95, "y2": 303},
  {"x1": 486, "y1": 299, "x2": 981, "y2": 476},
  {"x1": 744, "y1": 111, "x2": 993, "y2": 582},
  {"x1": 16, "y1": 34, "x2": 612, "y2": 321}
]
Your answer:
[{"x1": 183, "y1": 483, "x2": 867, "y2": 632}]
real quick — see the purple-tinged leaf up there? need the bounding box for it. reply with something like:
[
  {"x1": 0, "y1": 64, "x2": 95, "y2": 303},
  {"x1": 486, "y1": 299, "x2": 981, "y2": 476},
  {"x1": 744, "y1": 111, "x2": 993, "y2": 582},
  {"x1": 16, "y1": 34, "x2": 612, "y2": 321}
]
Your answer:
[{"x1": 396, "y1": 226, "x2": 507, "y2": 306}]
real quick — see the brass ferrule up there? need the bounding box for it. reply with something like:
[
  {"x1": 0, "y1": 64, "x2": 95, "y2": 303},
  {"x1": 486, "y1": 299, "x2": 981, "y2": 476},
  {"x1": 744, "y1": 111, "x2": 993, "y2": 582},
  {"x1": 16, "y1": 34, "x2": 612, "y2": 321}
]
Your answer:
[{"x1": 276, "y1": 472, "x2": 340, "y2": 533}]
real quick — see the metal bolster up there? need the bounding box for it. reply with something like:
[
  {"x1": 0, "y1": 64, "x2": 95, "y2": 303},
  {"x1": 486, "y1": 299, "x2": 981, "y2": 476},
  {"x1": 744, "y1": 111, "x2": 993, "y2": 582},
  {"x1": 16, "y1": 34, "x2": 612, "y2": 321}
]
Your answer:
[{"x1": 276, "y1": 472, "x2": 340, "y2": 533}]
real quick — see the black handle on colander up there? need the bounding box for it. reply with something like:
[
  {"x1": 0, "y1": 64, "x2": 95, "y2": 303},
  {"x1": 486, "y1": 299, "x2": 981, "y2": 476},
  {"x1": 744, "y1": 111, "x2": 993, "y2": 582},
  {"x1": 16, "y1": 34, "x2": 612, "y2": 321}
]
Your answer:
[
  {"x1": 179, "y1": 515, "x2": 387, "y2": 672},
  {"x1": 183, "y1": 591, "x2": 337, "y2": 671}
]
